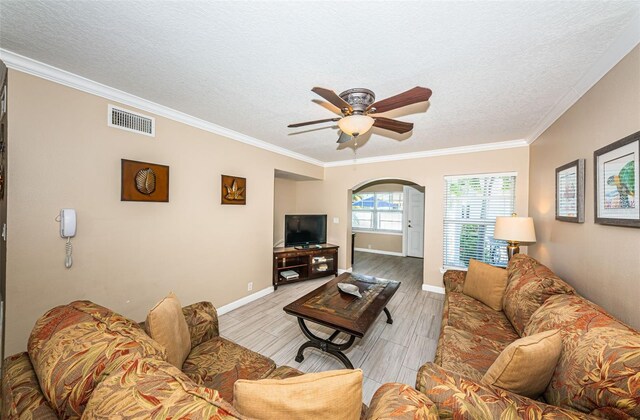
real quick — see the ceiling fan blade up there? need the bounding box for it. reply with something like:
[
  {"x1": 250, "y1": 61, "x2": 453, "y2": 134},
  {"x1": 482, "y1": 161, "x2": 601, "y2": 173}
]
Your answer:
[
  {"x1": 368, "y1": 86, "x2": 432, "y2": 114},
  {"x1": 373, "y1": 117, "x2": 414, "y2": 134},
  {"x1": 312, "y1": 87, "x2": 352, "y2": 112},
  {"x1": 288, "y1": 117, "x2": 341, "y2": 128},
  {"x1": 336, "y1": 131, "x2": 352, "y2": 144}
]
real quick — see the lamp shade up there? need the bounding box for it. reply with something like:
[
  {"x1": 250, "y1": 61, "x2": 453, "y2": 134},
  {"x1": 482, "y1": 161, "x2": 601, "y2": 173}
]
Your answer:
[
  {"x1": 338, "y1": 115, "x2": 375, "y2": 137},
  {"x1": 494, "y1": 216, "x2": 536, "y2": 243}
]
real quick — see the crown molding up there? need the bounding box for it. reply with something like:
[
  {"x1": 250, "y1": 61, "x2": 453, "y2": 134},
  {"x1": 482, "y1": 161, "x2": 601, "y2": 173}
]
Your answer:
[
  {"x1": 0, "y1": 49, "x2": 325, "y2": 167},
  {"x1": 0, "y1": 49, "x2": 529, "y2": 169},
  {"x1": 324, "y1": 139, "x2": 529, "y2": 167},
  {"x1": 3, "y1": 14, "x2": 638, "y2": 169},
  {"x1": 526, "y1": 14, "x2": 640, "y2": 144}
]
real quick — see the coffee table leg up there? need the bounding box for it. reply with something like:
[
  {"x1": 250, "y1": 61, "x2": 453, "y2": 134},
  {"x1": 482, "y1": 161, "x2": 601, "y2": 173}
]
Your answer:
[
  {"x1": 383, "y1": 307, "x2": 393, "y2": 324},
  {"x1": 294, "y1": 318, "x2": 356, "y2": 369},
  {"x1": 294, "y1": 341, "x2": 315, "y2": 363}
]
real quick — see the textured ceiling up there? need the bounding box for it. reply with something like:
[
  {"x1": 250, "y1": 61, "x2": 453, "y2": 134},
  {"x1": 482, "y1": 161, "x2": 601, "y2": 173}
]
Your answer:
[{"x1": 1, "y1": 1, "x2": 639, "y2": 163}]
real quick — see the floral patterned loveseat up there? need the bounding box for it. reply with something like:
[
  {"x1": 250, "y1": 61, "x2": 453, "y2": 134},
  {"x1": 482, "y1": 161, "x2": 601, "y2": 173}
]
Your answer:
[
  {"x1": 2, "y1": 300, "x2": 438, "y2": 419},
  {"x1": 416, "y1": 254, "x2": 640, "y2": 419}
]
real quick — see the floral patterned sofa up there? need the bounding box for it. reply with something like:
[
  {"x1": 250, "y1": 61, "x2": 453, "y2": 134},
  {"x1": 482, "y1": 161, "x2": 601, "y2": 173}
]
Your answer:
[
  {"x1": 2, "y1": 299, "x2": 438, "y2": 419},
  {"x1": 416, "y1": 254, "x2": 640, "y2": 419}
]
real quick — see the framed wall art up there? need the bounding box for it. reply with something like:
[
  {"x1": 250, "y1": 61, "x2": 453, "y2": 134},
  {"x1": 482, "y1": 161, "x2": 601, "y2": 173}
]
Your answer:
[
  {"x1": 555, "y1": 159, "x2": 585, "y2": 223},
  {"x1": 121, "y1": 159, "x2": 170, "y2": 202},
  {"x1": 0, "y1": 85, "x2": 6, "y2": 120},
  {"x1": 593, "y1": 131, "x2": 639, "y2": 227},
  {"x1": 221, "y1": 175, "x2": 246, "y2": 205}
]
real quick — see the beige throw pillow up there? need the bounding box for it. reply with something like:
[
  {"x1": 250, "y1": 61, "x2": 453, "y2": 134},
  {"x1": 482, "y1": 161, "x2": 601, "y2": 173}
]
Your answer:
[
  {"x1": 463, "y1": 259, "x2": 508, "y2": 311},
  {"x1": 145, "y1": 292, "x2": 191, "y2": 368},
  {"x1": 482, "y1": 329, "x2": 562, "y2": 398},
  {"x1": 233, "y1": 369, "x2": 363, "y2": 420}
]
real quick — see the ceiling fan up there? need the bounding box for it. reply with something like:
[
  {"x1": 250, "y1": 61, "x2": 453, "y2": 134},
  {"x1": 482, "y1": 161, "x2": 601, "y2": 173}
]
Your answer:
[{"x1": 288, "y1": 86, "x2": 432, "y2": 143}]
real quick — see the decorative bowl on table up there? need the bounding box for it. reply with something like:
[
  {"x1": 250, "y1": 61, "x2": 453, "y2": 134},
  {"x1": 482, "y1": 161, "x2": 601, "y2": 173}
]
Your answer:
[{"x1": 337, "y1": 282, "x2": 362, "y2": 298}]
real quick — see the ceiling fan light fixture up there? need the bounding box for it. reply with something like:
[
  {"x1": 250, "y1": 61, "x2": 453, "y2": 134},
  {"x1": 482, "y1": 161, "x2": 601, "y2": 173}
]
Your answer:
[{"x1": 338, "y1": 115, "x2": 375, "y2": 137}]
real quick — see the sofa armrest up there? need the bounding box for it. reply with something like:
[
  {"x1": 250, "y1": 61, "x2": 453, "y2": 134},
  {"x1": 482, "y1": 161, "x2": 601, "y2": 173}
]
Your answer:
[
  {"x1": 443, "y1": 269, "x2": 466, "y2": 292},
  {"x1": 365, "y1": 383, "x2": 438, "y2": 420},
  {"x1": 416, "y1": 363, "x2": 596, "y2": 419},
  {"x1": 182, "y1": 301, "x2": 220, "y2": 349},
  {"x1": 2, "y1": 352, "x2": 58, "y2": 419}
]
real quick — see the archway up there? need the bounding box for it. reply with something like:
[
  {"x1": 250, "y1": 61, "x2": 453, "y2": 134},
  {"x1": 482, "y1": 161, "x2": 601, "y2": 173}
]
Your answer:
[{"x1": 347, "y1": 178, "x2": 425, "y2": 284}]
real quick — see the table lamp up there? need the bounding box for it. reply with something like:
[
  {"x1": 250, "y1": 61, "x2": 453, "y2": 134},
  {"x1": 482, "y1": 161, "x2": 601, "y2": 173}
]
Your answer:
[{"x1": 494, "y1": 214, "x2": 536, "y2": 261}]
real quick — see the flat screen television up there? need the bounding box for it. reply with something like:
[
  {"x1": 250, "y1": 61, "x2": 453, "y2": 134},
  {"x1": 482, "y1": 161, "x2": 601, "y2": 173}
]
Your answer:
[{"x1": 285, "y1": 214, "x2": 327, "y2": 248}]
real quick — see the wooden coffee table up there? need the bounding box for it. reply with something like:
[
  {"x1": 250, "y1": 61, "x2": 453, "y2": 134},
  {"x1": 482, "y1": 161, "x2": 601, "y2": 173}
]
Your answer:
[{"x1": 283, "y1": 272, "x2": 400, "y2": 369}]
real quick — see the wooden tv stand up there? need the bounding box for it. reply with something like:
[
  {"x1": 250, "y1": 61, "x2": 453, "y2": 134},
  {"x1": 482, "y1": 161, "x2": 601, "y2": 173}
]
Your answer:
[{"x1": 273, "y1": 244, "x2": 339, "y2": 290}]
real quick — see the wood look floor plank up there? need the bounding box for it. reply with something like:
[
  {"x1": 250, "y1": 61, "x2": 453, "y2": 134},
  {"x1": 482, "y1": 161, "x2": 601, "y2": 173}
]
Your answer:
[
  {"x1": 397, "y1": 366, "x2": 419, "y2": 388},
  {"x1": 359, "y1": 338, "x2": 408, "y2": 384},
  {"x1": 219, "y1": 251, "x2": 443, "y2": 404},
  {"x1": 351, "y1": 319, "x2": 386, "y2": 355},
  {"x1": 402, "y1": 333, "x2": 438, "y2": 371},
  {"x1": 415, "y1": 298, "x2": 444, "y2": 339},
  {"x1": 379, "y1": 315, "x2": 418, "y2": 347},
  {"x1": 218, "y1": 314, "x2": 241, "y2": 331},
  {"x1": 362, "y1": 377, "x2": 383, "y2": 407},
  {"x1": 234, "y1": 329, "x2": 279, "y2": 354}
]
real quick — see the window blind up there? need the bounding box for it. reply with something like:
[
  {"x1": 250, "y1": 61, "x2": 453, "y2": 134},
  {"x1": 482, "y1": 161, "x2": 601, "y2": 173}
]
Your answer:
[{"x1": 443, "y1": 173, "x2": 516, "y2": 268}]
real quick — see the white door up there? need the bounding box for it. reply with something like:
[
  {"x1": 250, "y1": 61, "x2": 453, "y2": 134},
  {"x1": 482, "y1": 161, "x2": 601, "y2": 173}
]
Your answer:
[{"x1": 405, "y1": 186, "x2": 424, "y2": 258}]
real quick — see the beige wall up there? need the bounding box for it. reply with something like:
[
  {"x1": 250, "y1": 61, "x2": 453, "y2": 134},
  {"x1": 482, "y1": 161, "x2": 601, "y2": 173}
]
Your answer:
[
  {"x1": 354, "y1": 232, "x2": 403, "y2": 253},
  {"x1": 273, "y1": 177, "x2": 298, "y2": 246},
  {"x1": 295, "y1": 148, "x2": 530, "y2": 289},
  {"x1": 528, "y1": 46, "x2": 640, "y2": 329},
  {"x1": 5, "y1": 70, "x2": 323, "y2": 355},
  {"x1": 358, "y1": 182, "x2": 404, "y2": 193}
]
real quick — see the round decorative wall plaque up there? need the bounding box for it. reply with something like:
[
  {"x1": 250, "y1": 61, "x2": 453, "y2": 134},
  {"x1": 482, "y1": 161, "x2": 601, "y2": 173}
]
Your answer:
[{"x1": 135, "y1": 167, "x2": 156, "y2": 195}]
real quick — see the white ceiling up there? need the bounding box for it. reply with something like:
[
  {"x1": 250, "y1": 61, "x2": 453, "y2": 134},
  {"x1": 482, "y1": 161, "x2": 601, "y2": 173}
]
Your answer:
[{"x1": 1, "y1": 1, "x2": 639, "y2": 163}]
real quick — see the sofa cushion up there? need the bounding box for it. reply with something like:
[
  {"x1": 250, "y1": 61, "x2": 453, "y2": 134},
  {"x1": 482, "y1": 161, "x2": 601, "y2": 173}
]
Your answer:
[
  {"x1": 440, "y1": 326, "x2": 509, "y2": 381},
  {"x1": 443, "y1": 269, "x2": 467, "y2": 293},
  {"x1": 233, "y1": 369, "x2": 363, "y2": 420},
  {"x1": 27, "y1": 300, "x2": 166, "y2": 419},
  {"x1": 182, "y1": 301, "x2": 220, "y2": 348},
  {"x1": 417, "y1": 363, "x2": 597, "y2": 419},
  {"x1": 2, "y1": 352, "x2": 57, "y2": 420},
  {"x1": 482, "y1": 329, "x2": 562, "y2": 398},
  {"x1": 446, "y1": 292, "x2": 519, "y2": 343},
  {"x1": 503, "y1": 254, "x2": 575, "y2": 335},
  {"x1": 182, "y1": 336, "x2": 276, "y2": 401},
  {"x1": 366, "y1": 383, "x2": 439, "y2": 420},
  {"x1": 463, "y1": 259, "x2": 508, "y2": 311},
  {"x1": 264, "y1": 365, "x2": 305, "y2": 380},
  {"x1": 83, "y1": 357, "x2": 243, "y2": 419},
  {"x1": 525, "y1": 294, "x2": 640, "y2": 418},
  {"x1": 145, "y1": 292, "x2": 191, "y2": 368}
]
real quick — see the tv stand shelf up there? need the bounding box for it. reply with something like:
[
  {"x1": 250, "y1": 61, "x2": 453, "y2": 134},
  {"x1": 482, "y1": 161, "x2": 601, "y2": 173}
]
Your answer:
[{"x1": 273, "y1": 244, "x2": 339, "y2": 290}]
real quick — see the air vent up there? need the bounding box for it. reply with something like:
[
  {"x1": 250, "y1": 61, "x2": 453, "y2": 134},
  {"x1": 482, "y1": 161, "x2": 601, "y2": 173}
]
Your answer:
[{"x1": 108, "y1": 105, "x2": 155, "y2": 137}]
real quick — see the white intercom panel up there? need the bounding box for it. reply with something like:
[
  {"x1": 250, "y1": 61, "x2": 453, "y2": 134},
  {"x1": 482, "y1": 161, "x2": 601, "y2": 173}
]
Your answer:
[
  {"x1": 58, "y1": 209, "x2": 76, "y2": 268},
  {"x1": 59, "y1": 209, "x2": 76, "y2": 238}
]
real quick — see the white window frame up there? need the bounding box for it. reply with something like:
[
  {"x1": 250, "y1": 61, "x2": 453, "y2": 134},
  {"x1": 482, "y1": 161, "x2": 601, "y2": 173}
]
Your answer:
[
  {"x1": 442, "y1": 172, "x2": 517, "y2": 269},
  {"x1": 352, "y1": 191, "x2": 404, "y2": 234}
]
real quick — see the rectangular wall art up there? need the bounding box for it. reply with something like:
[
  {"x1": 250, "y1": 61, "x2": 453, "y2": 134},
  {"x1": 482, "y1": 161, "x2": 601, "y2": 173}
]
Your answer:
[
  {"x1": 221, "y1": 175, "x2": 246, "y2": 205},
  {"x1": 594, "y1": 131, "x2": 639, "y2": 227},
  {"x1": 556, "y1": 159, "x2": 585, "y2": 223},
  {"x1": 121, "y1": 159, "x2": 170, "y2": 202}
]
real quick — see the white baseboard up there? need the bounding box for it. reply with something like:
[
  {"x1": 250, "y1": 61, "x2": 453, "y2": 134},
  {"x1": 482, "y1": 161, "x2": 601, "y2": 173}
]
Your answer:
[
  {"x1": 354, "y1": 248, "x2": 404, "y2": 257},
  {"x1": 422, "y1": 284, "x2": 446, "y2": 294},
  {"x1": 337, "y1": 268, "x2": 353, "y2": 275},
  {"x1": 217, "y1": 286, "x2": 274, "y2": 315}
]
